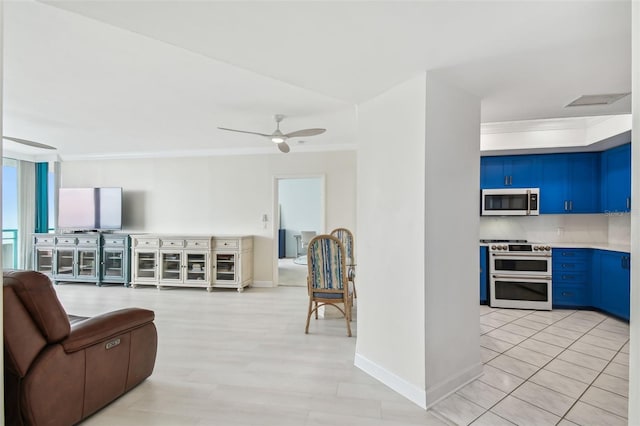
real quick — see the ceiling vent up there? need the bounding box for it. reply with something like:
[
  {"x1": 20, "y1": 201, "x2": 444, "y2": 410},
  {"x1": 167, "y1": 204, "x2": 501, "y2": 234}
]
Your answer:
[{"x1": 565, "y1": 93, "x2": 630, "y2": 107}]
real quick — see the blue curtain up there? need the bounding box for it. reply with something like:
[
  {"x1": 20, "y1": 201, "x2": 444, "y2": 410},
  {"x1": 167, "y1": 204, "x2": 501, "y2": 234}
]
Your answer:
[{"x1": 35, "y1": 162, "x2": 49, "y2": 233}]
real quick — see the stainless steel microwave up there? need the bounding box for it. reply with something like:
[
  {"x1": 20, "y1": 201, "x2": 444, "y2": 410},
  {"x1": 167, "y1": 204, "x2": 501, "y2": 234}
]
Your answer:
[{"x1": 481, "y1": 188, "x2": 540, "y2": 216}]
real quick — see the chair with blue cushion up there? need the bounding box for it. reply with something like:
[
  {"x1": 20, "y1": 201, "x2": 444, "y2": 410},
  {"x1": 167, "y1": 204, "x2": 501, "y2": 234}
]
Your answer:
[
  {"x1": 305, "y1": 234, "x2": 353, "y2": 337},
  {"x1": 330, "y1": 228, "x2": 356, "y2": 298}
]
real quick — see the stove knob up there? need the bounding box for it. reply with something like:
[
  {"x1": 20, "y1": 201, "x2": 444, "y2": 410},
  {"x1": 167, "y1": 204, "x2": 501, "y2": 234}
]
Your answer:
[
  {"x1": 491, "y1": 245, "x2": 496, "y2": 250},
  {"x1": 533, "y1": 246, "x2": 539, "y2": 251},
  {"x1": 502, "y1": 245, "x2": 508, "y2": 250},
  {"x1": 546, "y1": 246, "x2": 551, "y2": 251}
]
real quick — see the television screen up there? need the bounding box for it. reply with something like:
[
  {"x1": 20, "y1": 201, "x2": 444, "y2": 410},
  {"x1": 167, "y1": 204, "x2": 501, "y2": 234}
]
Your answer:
[{"x1": 58, "y1": 187, "x2": 122, "y2": 230}]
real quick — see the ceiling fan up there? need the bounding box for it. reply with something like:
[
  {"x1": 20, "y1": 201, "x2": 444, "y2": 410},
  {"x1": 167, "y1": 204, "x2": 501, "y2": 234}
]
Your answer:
[
  {"x1": 218, "y1": 114, "x2": 326, "y2": 153},
  {"x1": 2, "y1": 136, "x2": 56, "y2": 150}
]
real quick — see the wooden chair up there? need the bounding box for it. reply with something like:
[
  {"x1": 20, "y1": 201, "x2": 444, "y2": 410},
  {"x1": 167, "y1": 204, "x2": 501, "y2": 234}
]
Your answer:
[
  {"x1": 305, "y1": 235, "x2": 353, "y2": 337},
  {"x1": 330, "y1": 228, "x2": 356, "y2": 298}
]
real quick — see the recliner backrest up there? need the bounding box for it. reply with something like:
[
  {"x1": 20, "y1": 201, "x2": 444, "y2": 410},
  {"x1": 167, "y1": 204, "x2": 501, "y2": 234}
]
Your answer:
[{"x1": 3, "y1": 271, "x2": 71, "y2": 377}]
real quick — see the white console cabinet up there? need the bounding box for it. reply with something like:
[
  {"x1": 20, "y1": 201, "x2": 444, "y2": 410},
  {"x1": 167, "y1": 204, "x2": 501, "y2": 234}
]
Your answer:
[{"x1": 129, "y1": 235, "x2": 253, "y2": 292}]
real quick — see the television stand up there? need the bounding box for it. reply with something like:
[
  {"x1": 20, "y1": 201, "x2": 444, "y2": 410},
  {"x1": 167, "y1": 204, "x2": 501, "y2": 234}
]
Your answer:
[{"x1": 33, "y1": 232, "x2": 130, "y2": 287}]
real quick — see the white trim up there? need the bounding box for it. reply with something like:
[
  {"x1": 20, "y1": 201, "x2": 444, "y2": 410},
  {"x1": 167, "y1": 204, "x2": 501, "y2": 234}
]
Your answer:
[
  {"x1": 354, "y1": 352, "x2": 427, "y2": 409},
  {"x1": 251, "y1": 280, "x2": 274, "y2": 288},
  {"x1": 59, "y1": 144, "x2": 357, "y2": 162},
  {"x1": 425, "y1": 362, "x2": 484, "y2": 408}
]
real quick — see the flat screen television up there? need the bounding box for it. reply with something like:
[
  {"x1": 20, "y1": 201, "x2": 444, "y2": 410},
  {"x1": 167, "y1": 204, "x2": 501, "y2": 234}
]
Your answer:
[{"x1": 57, "y1": 187, "x2": 123, "y2": 231}]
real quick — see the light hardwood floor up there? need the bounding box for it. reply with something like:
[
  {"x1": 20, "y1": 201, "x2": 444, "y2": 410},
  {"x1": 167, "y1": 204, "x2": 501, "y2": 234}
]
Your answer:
[
  {"x1": 54, "y1": 283, "x2": 445, "y2": 426},
  {"x1": 53, "y1": 284, "x2": 629, "y2": 425}
]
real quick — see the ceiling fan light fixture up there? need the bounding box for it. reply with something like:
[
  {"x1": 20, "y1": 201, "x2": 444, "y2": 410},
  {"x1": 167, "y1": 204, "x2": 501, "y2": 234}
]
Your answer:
[{"x1": 271, "y1": 136, "x2": 285, "y2": 143}]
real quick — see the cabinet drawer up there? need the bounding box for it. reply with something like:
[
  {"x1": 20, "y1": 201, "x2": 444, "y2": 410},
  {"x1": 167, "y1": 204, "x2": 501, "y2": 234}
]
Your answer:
[
  {"x1": 186, "y1": 239, "x2": 210, "y2": 249},
  {"x1": 35, "y1": 235, "x2": 55, "y2": 245},
  {"x1": 553, "y1": 260, "x2": 588, "y2": 272},
  {"x1": 103, "y1": 236, "x2": 126, "y2": 247},
  {"x1": 77, "y1": 236, "x2": 99, "y2": 246},
  {"x1": 553, "y1": 271, "x2": 588, "y2": 284},
  {"x1": 55, "y1": 236, "x2": 77, "y2": 245},
  {"x1": 134, "y1": 238, "x2": 159, "y2": 248},
  {"x1": 553, "y1": 284, "x2": 589, "y2": 307},
  {"x1": 214, "y1": 239, "x2": 239, "y2": 250},
  {"x1": 554, "y1": 249, "x2": 588, "y2": 260},
  {"x1": 161, "y1": 239, "x2": 185, "y2": 248}
]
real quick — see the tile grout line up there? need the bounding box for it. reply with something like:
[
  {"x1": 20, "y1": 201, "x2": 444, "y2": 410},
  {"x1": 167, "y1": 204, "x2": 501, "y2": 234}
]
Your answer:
[{"x1": 469, "y1": 308, "x2": 625, "y2": 425}]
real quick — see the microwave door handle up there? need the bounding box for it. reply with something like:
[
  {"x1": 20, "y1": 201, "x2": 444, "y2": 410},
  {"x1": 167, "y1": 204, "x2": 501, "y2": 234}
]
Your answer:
[{"x1": 527, "y1": 189, "x2": 531, "y2": 215}]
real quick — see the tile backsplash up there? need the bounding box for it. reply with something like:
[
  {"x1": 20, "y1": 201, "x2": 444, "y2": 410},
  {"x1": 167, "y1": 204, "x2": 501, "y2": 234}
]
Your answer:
[{"x1": 479, "y1": 214, "x2": 630, "y2": 244}]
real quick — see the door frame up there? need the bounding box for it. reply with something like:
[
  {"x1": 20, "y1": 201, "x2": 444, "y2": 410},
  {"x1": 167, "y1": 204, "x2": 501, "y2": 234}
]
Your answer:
[{"x1": 272, "y1": 174, "x2": 326, "y2": 287}]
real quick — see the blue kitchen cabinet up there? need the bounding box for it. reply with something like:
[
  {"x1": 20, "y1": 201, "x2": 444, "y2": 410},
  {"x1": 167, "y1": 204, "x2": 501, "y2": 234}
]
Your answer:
[
  {"x1": 552, "y1": 248, "x2": 591, "y2": 307},
  {"x1": 601, "y1": 143, "x2": 631, "y2": 213},
  {"x1": 480, "y1": 246, "x2": 487, "y2": 304},
  {"x1": 480, "y1": 155, "x2": 537, "y2": 189},
  {"x1": 595, "y1": 250, "x2": 631, "y2": 321},
  {"x1": 539, "y1": 153, "x2": 600, "y2": 214}
]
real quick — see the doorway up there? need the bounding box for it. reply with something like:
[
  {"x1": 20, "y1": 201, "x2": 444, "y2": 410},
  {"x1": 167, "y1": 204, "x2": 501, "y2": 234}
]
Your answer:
[{"x1": 273, "y1": 176, "x2": 325, "y2": 287}]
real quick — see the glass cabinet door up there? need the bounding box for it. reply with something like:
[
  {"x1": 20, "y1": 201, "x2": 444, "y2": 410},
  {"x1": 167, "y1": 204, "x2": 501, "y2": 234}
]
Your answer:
[
  {"x1": 56, "y1": 249, "x2": 75, "y2": 277},
  {"x1": 35, "y1": 248, "x2": 54, "y2": 274},
  {"x1": 103, "y1": 249, "x2": 125, "y2": 279},
  {"x1": 77, "y1": 249, "x2": 98, "y2": 278},
  {"x1": 161, "y1": 251, "x2": 182, "y2": 281},
  {"x1": 185, "y1": 252, "x2": 207, "y2": 282},
  {"x1": 135, "y1": 251, "x2": 157, "y2": 280},
  {"x1": 215, "y1": 253, "x2": 236, "y2": 282}
]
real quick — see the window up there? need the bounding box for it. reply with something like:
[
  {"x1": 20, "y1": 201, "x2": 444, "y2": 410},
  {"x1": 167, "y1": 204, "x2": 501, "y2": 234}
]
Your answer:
[{"x1": 3, "y1": 158, "x2": 19, "y2": 268}]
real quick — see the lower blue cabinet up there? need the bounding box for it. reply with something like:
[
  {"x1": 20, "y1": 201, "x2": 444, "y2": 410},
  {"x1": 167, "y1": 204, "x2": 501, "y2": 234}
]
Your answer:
[
  {"x1": 594, "y1": 250, "x2": 630, "y2": 321},
  {"x1": 552, "y1": 248, "x2": 630, "y2": 321},
  {"x1": 552, "y1": 249, "x2": 590, "y2": 307},
  {"x1": 480, "y1": 247, "x2": 487, "y2": 304}
]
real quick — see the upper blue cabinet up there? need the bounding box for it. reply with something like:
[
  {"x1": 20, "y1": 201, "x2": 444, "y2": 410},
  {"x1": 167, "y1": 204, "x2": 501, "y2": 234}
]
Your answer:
[
  {"x1": 481, "y1": 143, "x2": 629, "y2": 214},
  {"x1": 601, "y1": 143, "x2": 631, "y2": 213},
  {"x1": 539, "y1": 153, "x2": 600, "y2": 214},
  {"x1": 480, "y1": 155, "x2": 537, "y2": 189}
]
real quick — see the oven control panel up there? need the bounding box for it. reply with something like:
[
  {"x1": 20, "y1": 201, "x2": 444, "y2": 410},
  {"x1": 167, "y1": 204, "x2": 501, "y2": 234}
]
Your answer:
[{"x1": 489, "y1": 244, "x2": 551, "y2": 252}]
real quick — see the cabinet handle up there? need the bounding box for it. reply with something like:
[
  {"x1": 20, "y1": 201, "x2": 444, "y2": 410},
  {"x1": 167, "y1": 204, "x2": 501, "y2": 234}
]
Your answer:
[
  {"x1": 627, "y1": 197, "x2": 631, "y2": 209},
  {"x1": 504, "y1": 176, "x2": 508, "y2": 186},
  {"x1": 564, "y1": 201, "x2": 568, "y2": 211},
  {"x1": 569, "y1": 200, "x2": 573, "y2": 211},
  {"x1": 509, "y1": 176, "x2": 513, "y2": 186}
]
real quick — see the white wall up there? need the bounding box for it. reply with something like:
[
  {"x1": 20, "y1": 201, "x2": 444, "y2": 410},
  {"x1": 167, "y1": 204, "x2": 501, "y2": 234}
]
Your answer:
[
  {"x1": 355, "y1": 74, "x2": 428, "y2": 404},
  {"x1": 278, "y1": 178, "x2": 322, "y2": 258},
  {"x1": 423, "y1": 72, "x2": 482, "y2": 404},
  {"x1": 60, "y1": 151, "x2": 356, "y2": 284}
]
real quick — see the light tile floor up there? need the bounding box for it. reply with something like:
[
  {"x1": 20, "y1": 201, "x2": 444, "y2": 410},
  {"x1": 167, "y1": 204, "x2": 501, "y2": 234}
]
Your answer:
[
  {"x1": 51, "y1": 284, "x2": 629, "y2": 425},
  {"x1": 432, "y1": 305, "x2": 630, "y2": 425}
]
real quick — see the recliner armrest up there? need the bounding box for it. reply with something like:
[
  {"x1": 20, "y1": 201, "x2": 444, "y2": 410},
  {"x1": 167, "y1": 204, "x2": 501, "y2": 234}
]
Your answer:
[{"x1": 62, "y1": 308, "x2": 155, "y2": 353}]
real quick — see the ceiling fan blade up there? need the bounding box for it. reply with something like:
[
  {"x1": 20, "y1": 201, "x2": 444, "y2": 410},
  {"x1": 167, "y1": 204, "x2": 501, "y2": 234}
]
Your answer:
[
  {"x1": 217, "y1": 127, "x2": 271, "y2": 137},
  {"x1": 277, "y1": 142, "x2": 290, "y2": 153},
  {"x1": 284, "y1": 128, "x2": 326, "y2": 138},
  {"x1": 2, "y1": 136, "x2": 56, "y2": 150}
]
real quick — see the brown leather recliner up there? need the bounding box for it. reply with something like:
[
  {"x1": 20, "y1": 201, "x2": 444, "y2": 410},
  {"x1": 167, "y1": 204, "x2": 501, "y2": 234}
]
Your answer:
[{"x1": 3, "y1": 270, "x2": 158, "y2": 426}]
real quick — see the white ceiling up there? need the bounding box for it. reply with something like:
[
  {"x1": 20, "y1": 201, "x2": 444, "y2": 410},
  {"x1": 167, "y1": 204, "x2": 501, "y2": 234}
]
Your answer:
[{"x1": 2, "y1": 0, "x2": 632, "y2": 160}]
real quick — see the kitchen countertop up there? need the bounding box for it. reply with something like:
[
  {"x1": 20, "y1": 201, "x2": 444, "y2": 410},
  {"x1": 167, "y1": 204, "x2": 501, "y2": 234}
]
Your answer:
[{"x1": 479, "y1": 241, "x2": 630, "y2": 253}]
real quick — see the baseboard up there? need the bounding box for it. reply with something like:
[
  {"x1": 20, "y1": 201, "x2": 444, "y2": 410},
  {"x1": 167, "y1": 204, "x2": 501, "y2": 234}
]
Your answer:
[
  {"x1": 354, "y1": 353, "x2": 427, "y2": 409},
  {"x1": 251, "y1": 281, "x2": 274, "y2": 288},
  {"x1": 425, "y1": 362, "x2": 484, "y2": 408}
]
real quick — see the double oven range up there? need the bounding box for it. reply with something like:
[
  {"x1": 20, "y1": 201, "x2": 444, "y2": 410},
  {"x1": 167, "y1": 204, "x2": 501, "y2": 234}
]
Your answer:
[{"x1": 483, "y1": 240, "x2": 552, "y2": 310}]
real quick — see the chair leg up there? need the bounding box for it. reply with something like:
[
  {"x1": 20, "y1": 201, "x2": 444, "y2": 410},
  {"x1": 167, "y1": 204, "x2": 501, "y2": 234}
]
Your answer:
[
  {"x1": 305, "y1": 297, "x2": 313, "y2": 334},
  {"x1": 315, "y1": 301, "x2": 318, "y2": 319},
  {"x1": 345, "y1": 300, "x2": 352, "y2": 337}
]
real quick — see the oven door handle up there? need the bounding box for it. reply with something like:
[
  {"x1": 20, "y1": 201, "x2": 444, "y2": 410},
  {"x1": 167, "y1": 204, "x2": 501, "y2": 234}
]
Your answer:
[
  {"x1": 492, "y1": 274, "x2": 552, "y2": 281},
  {"x1": 491, "y1": 253, "x2": 551, "y2": 258}
]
